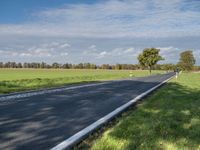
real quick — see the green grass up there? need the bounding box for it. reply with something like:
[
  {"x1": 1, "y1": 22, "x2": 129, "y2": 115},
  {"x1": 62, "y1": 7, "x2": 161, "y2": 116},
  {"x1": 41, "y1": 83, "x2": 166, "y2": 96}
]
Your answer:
[
  {"x1": 0, "y1": 69, "x2": 163, "y2": 93},
  {"x1": 90, "y1": 73, "x2": 200, "y2": 150}
]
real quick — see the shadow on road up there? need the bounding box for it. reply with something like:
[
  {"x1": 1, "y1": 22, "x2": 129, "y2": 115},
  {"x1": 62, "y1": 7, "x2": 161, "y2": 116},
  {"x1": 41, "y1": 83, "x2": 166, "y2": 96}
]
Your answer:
[
  {"x1": 104, "y1": 82, "x2": 200, "y2": 150},
  {"x1": 0, "y1": 73, "x2": 175, "y2": 150}
]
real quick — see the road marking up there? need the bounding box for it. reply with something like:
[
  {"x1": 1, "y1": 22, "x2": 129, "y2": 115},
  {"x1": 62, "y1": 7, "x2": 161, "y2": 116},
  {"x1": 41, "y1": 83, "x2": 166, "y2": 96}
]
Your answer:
[
  {"x1": 0, "y1": 73, "x2": 166, "y2": 102},
  {"x1": 51, "y1": 74, "x2": 175, "y2": 150},
  {"x1": 0, "y1": 74, "x2": 164, "y2": 102},
  {"x1": 0, "y1": 82, "x2": 112, "y2": 102},
  {"x1": 0, "y1": 78, "x2": 139, "y2": 102}
]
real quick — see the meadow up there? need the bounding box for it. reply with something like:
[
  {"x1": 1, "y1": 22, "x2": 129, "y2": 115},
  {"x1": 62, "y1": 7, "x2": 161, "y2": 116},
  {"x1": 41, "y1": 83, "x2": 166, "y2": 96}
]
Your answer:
[
  {"x1": 88, "y1": 72, "x2": 200, "y2": 150},
  {"x1": 0, "y1": 69, "x2": 163, "y2": 93}
]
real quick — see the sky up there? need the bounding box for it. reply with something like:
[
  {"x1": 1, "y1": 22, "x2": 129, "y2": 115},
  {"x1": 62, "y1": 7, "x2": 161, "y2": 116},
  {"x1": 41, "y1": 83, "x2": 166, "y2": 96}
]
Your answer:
[{"x1": 0, "y1": 0, "x2": 200, "y2": 65}]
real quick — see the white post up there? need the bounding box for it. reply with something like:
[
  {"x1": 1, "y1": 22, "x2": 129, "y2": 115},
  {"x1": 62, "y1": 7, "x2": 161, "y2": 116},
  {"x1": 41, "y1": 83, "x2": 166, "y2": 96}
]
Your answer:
[
  {"x1": 176, "y1": 72, "x2": 178, "y2": 79},
  {"x1": 129, "y1": 71, "x2": 133, "y2": 77}
]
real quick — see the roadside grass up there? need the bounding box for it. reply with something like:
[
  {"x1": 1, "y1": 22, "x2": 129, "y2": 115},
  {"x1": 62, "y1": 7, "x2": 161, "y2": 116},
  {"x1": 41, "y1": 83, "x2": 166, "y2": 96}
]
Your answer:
[
  {"x1": 88, "y1": 72, "x2": 200, "y2": 150},
  {"x1": 0, "y1": 69, "x2": 163, "y2": 93}
]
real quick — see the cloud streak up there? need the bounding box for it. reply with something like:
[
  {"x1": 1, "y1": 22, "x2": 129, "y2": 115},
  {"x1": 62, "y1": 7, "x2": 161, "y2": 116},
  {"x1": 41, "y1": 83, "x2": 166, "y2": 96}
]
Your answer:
[
  {"x1": 0, "y1": 0, "x2": 199, "y2": 64},
  {"x1": 0, "y1": 0, "x2": 200, "y2": 38}
]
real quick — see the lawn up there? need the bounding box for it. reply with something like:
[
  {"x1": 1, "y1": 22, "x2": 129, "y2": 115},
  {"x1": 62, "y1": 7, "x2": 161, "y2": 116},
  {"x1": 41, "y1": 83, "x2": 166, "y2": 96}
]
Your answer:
[
  {"x1": 0, "y1": 69, "x2": 163, "y2": 93},
  {"x1": 89, "y1": 72, "x2": 200, "y2": 150}
]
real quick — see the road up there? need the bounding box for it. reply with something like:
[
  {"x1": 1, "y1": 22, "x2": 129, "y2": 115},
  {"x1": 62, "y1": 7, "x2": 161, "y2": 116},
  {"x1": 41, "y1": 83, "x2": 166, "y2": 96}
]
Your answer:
[{"x1": 0, "y1": 72, "x2": 174, "y2": 150}]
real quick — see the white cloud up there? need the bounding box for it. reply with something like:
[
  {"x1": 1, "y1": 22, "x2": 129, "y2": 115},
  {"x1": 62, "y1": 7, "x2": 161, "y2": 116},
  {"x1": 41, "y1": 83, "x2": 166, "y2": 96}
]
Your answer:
[
  {"x1": 20, "y1": 53, "x2": 32, "y2": 57},
  {"x1": 99, "y1": 51, "x2": 107, "y2": 56},
  {"x1": 124, "y1": 47, "x2": 135, "y2": 53},
  {"x1": 93, "y1": 46, "x2": 140, "y2": 60},
  {"x1": 156, "y1": 46, "x2": 181, "y2": 63},
  {"x1": 60, "y1": 52, "x2": 68, "y2": 56},
  {"x1": 48, "y1": 42, "x2": 60, "y2": 47},
  {"x1": 158, "y1": 46, "x2": 180, "y2": 59},
  {"x1": 158, "y1": 46, "x2": 179, "y2": 52},
  {"x1": 83, "y1": 44, "x2": 98, "y2": 55},
  {"x1": 0, "y1": 50, "x2": 18, "y2": 57},
  {"x1": 109, "y1": 47, "x2": 138, "y2": 56},
  {"x1": 60, "y1": 43, "x2": 71, "y2": 48},
  {"x1": 89, "y1": 45, "x2": 96, "y2": 49},
  {"x1": 193, "y1": 50, "x2": 200, "y2": 61},
  {"x1": 0, "y1": 0, "x2": 200, "y2": 64},
  {"x1": 0, "y1": 0, "x2": 200, "y2": 38},
  {"x1": 0, "y1": 41, "x2": 71, "y2": 59}
]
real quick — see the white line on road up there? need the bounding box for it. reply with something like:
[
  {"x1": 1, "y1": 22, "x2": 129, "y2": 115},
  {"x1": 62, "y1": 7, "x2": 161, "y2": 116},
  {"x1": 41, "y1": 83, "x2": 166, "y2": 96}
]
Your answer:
[
  {"x1": 0, "y1": 73, "x2": 167, "y2": 102},
  {"x1": 0, "y1": 82, "x2": 112, "y2": 102},
  {"x1": 51, "y1": 74, "x2": 175, "y2": 150}
]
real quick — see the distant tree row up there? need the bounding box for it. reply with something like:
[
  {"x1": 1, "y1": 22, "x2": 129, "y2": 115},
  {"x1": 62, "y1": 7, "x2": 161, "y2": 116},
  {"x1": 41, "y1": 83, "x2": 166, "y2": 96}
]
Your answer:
[
  {"x1": 0, "y1": 49, "x2": 198, "y2": 71},
  {"x1": 0, "y1": 61, "x2": 199, "y2": 71},
  {"x1": 0, "y1": 62, "x2": 139, "y2": 70},
  {"x1": 138, "y1": 48, "x2": 198, "y2": 72}
]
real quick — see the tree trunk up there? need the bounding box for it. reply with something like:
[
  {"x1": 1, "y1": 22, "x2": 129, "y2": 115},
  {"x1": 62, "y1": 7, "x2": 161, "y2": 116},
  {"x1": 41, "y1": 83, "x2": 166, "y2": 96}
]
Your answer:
[{"x1": 149, "y1": 66, "x2": 152, "y2": 74}]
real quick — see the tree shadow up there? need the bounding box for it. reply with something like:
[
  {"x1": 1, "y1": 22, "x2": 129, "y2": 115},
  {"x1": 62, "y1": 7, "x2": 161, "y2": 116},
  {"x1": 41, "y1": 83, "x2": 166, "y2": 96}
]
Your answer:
[
  {"x1": 0, "y1": 73, "x2": 177, "y2": 150},
  {"x1": 107, "y1": 82, "x2": 200, "y2": 150}
]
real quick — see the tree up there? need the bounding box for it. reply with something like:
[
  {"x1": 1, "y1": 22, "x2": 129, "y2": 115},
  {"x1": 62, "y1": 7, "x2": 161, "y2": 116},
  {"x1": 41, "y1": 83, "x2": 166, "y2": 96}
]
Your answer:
[
  {"x1": 0, "y1": 62, "x2": 3, "y2": 68},
  {"x1": 115, "y1": 64, "x2": 122, "y2": 70},
  {"x1": 138, "y1": 48, "x2": 164, "y2": 74},
  {"x1": 17, "y1": 63, "x2": 22, "y2": 68},
  {"x1": 52, "y1": 62, "x2": 60, "y2": 68},
  {"x1": 41, "y1": 62, "x2": 47, "y2": 68},
  {"x1": 178, "y1": 50, "x2": 195, "y2": 71},
  {"x1": 101, "y1": 64, "x2": 111, "y2": 69}
]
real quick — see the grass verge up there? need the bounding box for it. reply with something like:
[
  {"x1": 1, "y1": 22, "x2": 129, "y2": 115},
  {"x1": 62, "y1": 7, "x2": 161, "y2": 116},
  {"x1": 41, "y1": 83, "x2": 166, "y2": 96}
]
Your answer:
[
  {"x1": 0, "y1": 69, "x2": 163, "y2": 94},
  {"x1": 81, "y1": 72, "x2": 200, "y2": 150}
]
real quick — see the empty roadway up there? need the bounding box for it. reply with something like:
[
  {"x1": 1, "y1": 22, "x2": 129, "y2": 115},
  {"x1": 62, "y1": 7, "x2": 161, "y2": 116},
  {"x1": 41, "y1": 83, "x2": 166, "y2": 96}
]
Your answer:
[{"x1": 0, "y1": 72, "x2": 174, "y2": 150}]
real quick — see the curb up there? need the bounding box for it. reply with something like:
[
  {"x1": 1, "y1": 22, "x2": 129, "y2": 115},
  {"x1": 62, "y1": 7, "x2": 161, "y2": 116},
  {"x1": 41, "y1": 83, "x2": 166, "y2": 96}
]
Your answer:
[{"x1": 51, "y1": 74, "x2": 175, "y2": 150}]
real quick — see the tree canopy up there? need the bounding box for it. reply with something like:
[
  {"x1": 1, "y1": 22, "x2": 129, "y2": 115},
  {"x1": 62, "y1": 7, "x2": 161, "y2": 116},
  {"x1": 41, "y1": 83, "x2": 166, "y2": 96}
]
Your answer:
[
  {"x1": 178, "y1": 50, "x2": 195, "y2": 71},
  {"x1": 138, "y1": 48, "x2": 164, "y2": 74}
]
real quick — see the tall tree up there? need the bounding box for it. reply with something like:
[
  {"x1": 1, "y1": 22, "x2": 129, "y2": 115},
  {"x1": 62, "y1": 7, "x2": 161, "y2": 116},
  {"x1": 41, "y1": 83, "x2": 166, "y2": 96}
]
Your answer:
[
  {"x1": 138, "y1": 48, "x2": 164, "y2": 74},
  {"x1": 178, "y1": 50, "x2": 195, "y2": 71},
  {"x1": 0, "y1": 62, "x2": 3, "y2": 68},
  {"x1": 52, "y1": 62, "x2": 60, "y2": 68}
]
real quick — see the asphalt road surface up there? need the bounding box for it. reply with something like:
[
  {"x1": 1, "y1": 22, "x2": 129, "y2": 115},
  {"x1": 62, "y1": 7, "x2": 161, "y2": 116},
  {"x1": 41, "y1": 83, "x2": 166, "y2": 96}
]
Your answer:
[{"x1": 0, "y1": 72, "x2": 174, "y2": 150}]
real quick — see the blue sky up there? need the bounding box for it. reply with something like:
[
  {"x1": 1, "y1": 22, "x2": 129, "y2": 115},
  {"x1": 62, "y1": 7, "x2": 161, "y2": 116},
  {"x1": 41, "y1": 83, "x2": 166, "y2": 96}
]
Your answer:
[
  {"x1": 0, "y1": 0, "x2": 200, "y2": 64},
  {"x1": 0, "y1": 0, "x2": 103, "y2": 23}
]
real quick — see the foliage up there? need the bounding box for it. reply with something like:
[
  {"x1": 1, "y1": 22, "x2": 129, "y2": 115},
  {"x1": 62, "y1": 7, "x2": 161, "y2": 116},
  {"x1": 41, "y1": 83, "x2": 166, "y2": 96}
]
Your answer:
[
  {"x1": 1, "y1": 61, "x2": 199, "y2": 71},
  {"x1": 178, "y1": 50, "x2": 196, "y2": 71},
  {"x1": 0, "y1": 62, "x2": 141, "y2": 70},
  {"x1": 154, "y1": 64, "x2": 177, "y2": 71},
  {"x1": 193, "y1": 66, "x2": 200, "y2": 71},
  {"x1": 91, "y1": 73, "x2": 200, "y2": 150},
  {"x1": 138, "y1": 48, "x2": 164, "y2": 74}
]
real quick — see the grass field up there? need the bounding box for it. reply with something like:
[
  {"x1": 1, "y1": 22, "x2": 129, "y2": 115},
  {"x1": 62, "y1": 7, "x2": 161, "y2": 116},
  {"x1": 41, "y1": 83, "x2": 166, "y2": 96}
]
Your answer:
[
  {"x1": 0, "y1": 69, "x2": 163, "y2": 94},
  {"x1": 89, "y1": 73, "x2": 200, "y2": 150}
]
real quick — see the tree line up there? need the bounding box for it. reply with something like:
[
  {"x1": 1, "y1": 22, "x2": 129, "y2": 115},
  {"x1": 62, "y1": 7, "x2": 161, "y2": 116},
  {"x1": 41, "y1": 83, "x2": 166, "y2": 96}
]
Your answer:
[
  {"x1": 0, "y1": 62, "x2": 140, "y2": 70},
  {"x1": 0, "y1": 61, "x2": 199, "y2": 71},
  {"x1": 0, "y1": 49, "x2": 199, "y2": 71}
]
